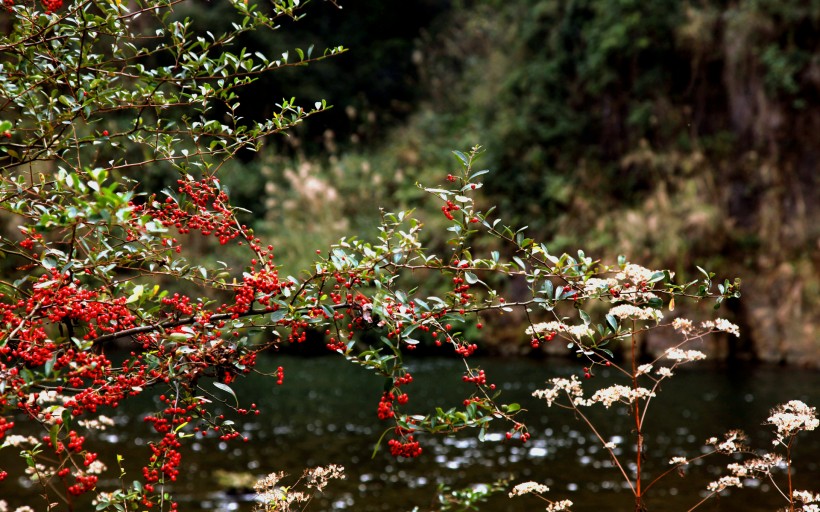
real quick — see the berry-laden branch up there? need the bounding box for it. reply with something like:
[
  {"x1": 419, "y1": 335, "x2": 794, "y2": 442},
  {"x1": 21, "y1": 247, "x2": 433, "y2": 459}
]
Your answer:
[{"x1": 0, "y1": 1, "x2": 758, "y2": 511}]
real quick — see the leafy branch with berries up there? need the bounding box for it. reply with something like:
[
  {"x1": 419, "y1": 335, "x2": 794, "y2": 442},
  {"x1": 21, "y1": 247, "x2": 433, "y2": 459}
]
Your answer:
[{"x1": 2, "y1": 1, "x2": 816, "y2": 512}]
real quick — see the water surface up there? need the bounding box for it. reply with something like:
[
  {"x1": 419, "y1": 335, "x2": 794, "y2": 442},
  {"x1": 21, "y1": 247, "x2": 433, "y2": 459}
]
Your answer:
[{"x1": 3, "y1": 356, "x2": 819, "y2": 511}]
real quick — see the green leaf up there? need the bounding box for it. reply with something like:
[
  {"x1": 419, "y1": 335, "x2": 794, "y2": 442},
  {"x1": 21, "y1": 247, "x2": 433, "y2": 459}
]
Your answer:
[
  {"x1": 452, "y1": 150, "x2": 469, "y2": 167},
  {"x1": 213, "y1": 382, "x2": 238, "y2": 407},
  {"x1": 606, "y1": 314, "x2": 618, "y2": 332},
  {"x1": 269, "y1": 309, "x2": 287, "y2": 322},
  {"x1": 648, "y1": 271, "x2": 665, "y2": 283}
]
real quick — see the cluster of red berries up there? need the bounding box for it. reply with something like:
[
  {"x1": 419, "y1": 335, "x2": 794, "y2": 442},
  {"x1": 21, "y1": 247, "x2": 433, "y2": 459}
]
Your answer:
[
  {"x1": 388, "y1": 435, "x2": 422, "y2": 458},
  {"x1": 41, "y1": 0, "x2": 63, "y2": 12},
  {"x1": 0, "y1": 417, "x2": 14, "y2": 438},
  {"x1": 462, "y1": 369, "x2": 487, "y2": 385},
  {"x1": 67, "y1": 474, "x2": 98, "y2": 496},
  {"x1": 133, "y1": 178, "x2": 245, "y2": 247},
  {"x1": 276, "y1": 366, "x2": 284, "y2": 385},
  {"x1": 530, "y1": 331, "x2": 556, "y2": 348},
  {"x1": 453, "y1": 341, "x2": 479, "y2": 357},
  {"x1": 441, "y1": 199, "x2": 460, "y2": 220},
  {"x1": 377, "y1": 392, "x2": 395, "y2": 420},
  {"x1": 504, "y1": 423, "x2": 531, "y2": 443}
]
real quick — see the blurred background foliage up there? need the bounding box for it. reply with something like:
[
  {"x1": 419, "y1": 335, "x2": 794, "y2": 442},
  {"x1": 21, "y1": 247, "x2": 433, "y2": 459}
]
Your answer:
[{"x1": 13, "y1": 0, "x2": 816, "y2": 363}]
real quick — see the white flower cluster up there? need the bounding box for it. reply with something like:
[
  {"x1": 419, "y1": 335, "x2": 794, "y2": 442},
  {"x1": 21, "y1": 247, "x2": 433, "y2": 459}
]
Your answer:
[
  {"x1": 532, "y1": 376, "x2": 584, "y2": 407},
  {"x1": 609, "y1": 304, "x2": 662, "y2": 321},
  {"x1": 0, "y1": 504, "x2": 35, "y2": 512},
  {"x1": 671, "y1": 318, "x2": 694, "y2": 335},
  {"x1": 546, "y1": 499, "x2": 574, "y2": 511},
  {"x1": 668, "y1": 456, "x2": 688, "y2": 466},
  {"x1": 767, "y1": 400, "x2": 819, "y2": 443},
  {"x1": 1, "y1": 435, "x2": 38, "y2": 448},
  {"x1": 701, "y1": 318, "x2": 740, "y2": 337},
  {"x1": 583, "y1": 277, "x2": 617, "y2": 295},
  {"x1": 707, "y1": 475, "x2": 742, "y2": 493},
  {"x1": 794, "y1": 490, "x2": 820, "y2": 504},
  {"x1": 526, "y1": 321, "x2": 593, "y2": 340},
  {"x1": 303, "y1": 464, "x2": 345, "y2": 492},
  {"x1": 254, "y1": 465, "x2": 345, "y2": 511},
  {"x1": 24, "y1": 463, "x2": 55, "y2": 481},
  {"x1": 655, "y1": 367, "x2": 674, "y2": 378},
  {"x1": 586, "y1": 385, "x2": 655, "y2": 409},
  {"x1": 726, "y1": 453, "x2": 783, "y2": 478},
  {"x1": 509, "y1": 481, "x2": 549, "y2": 497},
  {"x1": 255, "y1": 471, "x2": 307, "y2": 510},
  {"x1": 636, "y1": 364, "x2": 653, "y2": 376},
  {"x1": 616, "y1": 264, "x2": 658, "y2": 285},
  {"x1": 86, "y1": 460, "x2": 107, "y2": 475},
  {"x1": 665, "y1": 348, "x2": 707, "y2": 362},
  {"x1": 707, "y1": 430, "x2": 747, "y2": 454}
]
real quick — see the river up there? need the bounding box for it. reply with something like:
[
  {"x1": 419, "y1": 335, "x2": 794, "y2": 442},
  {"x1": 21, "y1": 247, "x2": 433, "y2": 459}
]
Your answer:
[{"x1": 3, "y1": 355, "x2": 819, "y2": 511}]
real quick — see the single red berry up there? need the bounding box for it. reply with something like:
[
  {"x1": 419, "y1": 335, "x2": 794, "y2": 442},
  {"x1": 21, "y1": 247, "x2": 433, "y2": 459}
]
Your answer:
[{"x1": 102, "y1": 130, "x2": 109, "y2": 136}]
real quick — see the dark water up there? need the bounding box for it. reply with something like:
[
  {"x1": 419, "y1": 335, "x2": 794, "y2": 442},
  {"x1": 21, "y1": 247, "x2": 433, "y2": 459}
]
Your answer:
[{"x1": 3, "y1": 356, "x2": 819, "y2": 511}]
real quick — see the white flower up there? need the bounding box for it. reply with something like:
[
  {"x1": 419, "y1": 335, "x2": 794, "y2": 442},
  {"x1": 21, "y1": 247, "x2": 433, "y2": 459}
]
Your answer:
[
  {"x1": 655, "y1": 367, "x2": 674, "y2": 378},
  {"x1": 509, "y1": 481, "x2": 549, "y2": 497},
  {"x1": 526, "y1": 321, "x2": 592, "y2": 340},
  {"x1": 669, "y1": 456, "x2": 688, "y2": 465},
  {"x1": 86, "y1": 460, "x2": 107, "y2": 475},
  {"x1": 616, "y1": 264, "x2": 657, "y2": 285},
  {"x1": 609, "y1": 304, "x2": 662, "y2": 321},
  {"x1": 526, "y1": 321, "x2": 564, "y2": 336},
  {"x1": 533, "y1": 376, "x2": 584, "y2": 407},
  {"x1": 671, "y1": 318, "x2": 693, "y2": 334},
  {"x1": 707, "y1": 476, "x2": 742, "y2": 492},
  {"x1": 708, "y1": 430, "x2": 746, "y2": 453},
  {"x1": 767, "y1": 400, "x2": 819, "y2": 442},
  {"x1": 701, "y1": 318, "x2": 740, "y2": 337},
  {"x1": 665, "y1": 348, "x2": 707, "y2": 362},
  {"x1": 546, "y1": 499, "x2": 573, "y2": 511},
  {"x1": 1, "y1": 435, "x2": 38, "y2": 448},
  {"x1": 794, "y1": 490, "x2": 820, "y2": 504},
  {"x1": 583, "y1": 278, "x2": 617, "y2": 295},
  {"x1": 588, "y1": 385, "x2": 655, "y2": 408},
  {"x1": 636, "y1": 364, "x2": 653, "y2": 376},
  {"x1": 303, "y1": 464, "x2": 345, "y2": 491}
]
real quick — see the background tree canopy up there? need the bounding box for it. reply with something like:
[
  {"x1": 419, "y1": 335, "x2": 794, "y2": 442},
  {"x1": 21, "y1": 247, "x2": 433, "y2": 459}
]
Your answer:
[
  {"x1": 222, "y1": 0, "x2": 817, "y2": 364},
  {"x1": 3, "y1": 0, "x2": 816, "y2": 363}
]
